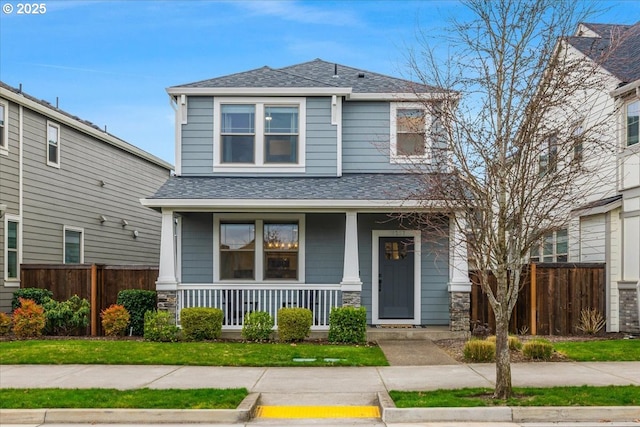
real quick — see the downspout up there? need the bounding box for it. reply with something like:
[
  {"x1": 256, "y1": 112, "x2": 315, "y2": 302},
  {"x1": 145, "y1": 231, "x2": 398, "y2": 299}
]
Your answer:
[{"x1": 18, "y1": 105, "x2": 23, "y2": 277}]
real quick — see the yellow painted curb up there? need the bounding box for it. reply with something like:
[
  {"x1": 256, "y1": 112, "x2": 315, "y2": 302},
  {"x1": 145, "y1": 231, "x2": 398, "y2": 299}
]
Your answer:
[{"x1": 256, "y1": 405, "x2": 381, "y2": 418}]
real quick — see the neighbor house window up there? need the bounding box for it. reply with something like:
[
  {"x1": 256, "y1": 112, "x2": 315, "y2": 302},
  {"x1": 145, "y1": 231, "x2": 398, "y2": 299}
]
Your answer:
[
  {"x1": 63, "y1": 226, "x2": 84, "y2": 264},
  {"x1": 215, "y1": 215, "x2": 304, "y2": 282},
  {"x1": 47, "y1": 121, "x2": 60, "y2": 167},
  {"x1": 5, "y1": 217, "x2": 19, "y2": 280},
  {"x1": 539, "y1": 133, "x2": 558, "y2": 176},
  {"x1": 627, "y1": 100, "x2": 639, "y2": 146},
  {"x1": 530, "y1": 229, "x2": 567, "y2": 262},
  {"x1": 214, "y1": 98, "x2": 306, "y2": 171},
  {"x1": 573, "y1": 122, "x2": 584, "y2": 162},
  {"x1": 0, "y1": 101, "x2": 7, "y2": 152},
  {"x1": 390, "y1": 103, "x2": 433, "y2": 163}
]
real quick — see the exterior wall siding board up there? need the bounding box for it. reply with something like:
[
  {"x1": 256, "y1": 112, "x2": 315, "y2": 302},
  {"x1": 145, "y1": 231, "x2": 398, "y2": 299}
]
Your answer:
[
  {"x1": 181, "y1": 96, "x2": 214, "y2": 176},
  {"x1": 181, "y1": 213, "x2": 214, "y2": 283},
  {"x1": 305, "y1": 213, "x2": 344, "y2": 284}
]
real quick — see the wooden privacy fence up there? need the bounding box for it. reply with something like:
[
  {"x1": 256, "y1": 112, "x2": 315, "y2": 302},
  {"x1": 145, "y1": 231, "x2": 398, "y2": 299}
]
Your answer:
[
  {"x1": 470, "y1": 263, "x2": 605, "y2": 335},
  {"x1": 20, "y1": 264, "x2": 158, "y2": 336}
]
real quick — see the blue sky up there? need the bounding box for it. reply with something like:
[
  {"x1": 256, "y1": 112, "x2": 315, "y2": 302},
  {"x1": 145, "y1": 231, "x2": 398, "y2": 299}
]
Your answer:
[{"x1": 1, "y1": 0, "x2": 638, "y2": 165}]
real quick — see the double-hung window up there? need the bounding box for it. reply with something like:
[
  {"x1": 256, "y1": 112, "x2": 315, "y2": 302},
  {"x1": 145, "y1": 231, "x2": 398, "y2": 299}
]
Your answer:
[
  {"x1": 47, "y1": 121, "x2": 60, "y2": 167},
  {"x1": 215, "y1": 215, "x2": 304, "y2": 282},
  {"x1": 626, "y1": 100, "x2": 639, "y2": 147},
  {"x1": 214, "y1": 98, "x2": 305, "y2": 172},
  {"x1": 390, "y1": 102, "x2": 435, "y2": 163},
  {"x1": 539, "y1": 133, "x2": 558, "y2": 176},
  {"x1": 572, "y1": 122, "x2": 584, "y2": 162},
  {"x1": 5, "y1": 216, "x2": 19, "y2": 281},
  {"x1": 530, "y1": 229, "x2": 568, "y2": 262},
  {"x1": 0, "y1": 101, "x2": 7, "y2": 153},
  {"x1": 63, "y1": 226, "x2": 84, "y2": 264}
]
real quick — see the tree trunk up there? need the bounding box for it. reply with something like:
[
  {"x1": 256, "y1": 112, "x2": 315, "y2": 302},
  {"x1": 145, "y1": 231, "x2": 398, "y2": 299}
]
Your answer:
[{"x1": 493, "y1": 314, "x2": 512, "y2": 399}]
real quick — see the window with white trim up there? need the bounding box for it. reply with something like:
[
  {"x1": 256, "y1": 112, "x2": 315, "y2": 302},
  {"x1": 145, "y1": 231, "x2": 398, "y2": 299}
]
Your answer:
[
  {"x1": 572, "y1": 122, "x2": 584, "y2": 162},
  {"x1": 0, "y1": 101, "x2": 7, "y2": 153},
  {"x1": 213, "y1": 98, "x2": 306, "y2": 172},
  {"x1": 47, "y1": 121, "x2": 60, "y2": 167},
  {"x1": 390, "y1": 102, "x2": 434, "y2": 163},
  {"x1": 626, "y1": 100, "x2": 639, "y2": 147},
  {"x1": 538, "y1": 133, "x2": 558, "y2": 176},
  {"x1": 4, "y1": 216, "x2": 19, "y2": 280},
  {"x1": 63, "y1": 226, "x2": 84, "y2": 264},
  {"x1": 215, "y1": 215, "x2": 304, "y2": 282},
  {"x1": 530, "y1": 229, "x2": 568, "y2": 262}
]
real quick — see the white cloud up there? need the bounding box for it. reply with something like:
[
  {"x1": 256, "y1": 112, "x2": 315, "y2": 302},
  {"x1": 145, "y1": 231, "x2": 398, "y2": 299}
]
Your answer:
[{"x1": 231, "y1": 0, "x2": 363, "y2": 27}]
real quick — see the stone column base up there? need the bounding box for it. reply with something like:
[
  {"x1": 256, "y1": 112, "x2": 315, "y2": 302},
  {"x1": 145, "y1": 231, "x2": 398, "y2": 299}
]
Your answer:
[
  {"x1": 342, "y1": 291, "x2": 361, "y2": 307},
  {"x1": 619, "y1": 287, "x2": 639, "y2": 333},
  {"x1": 157, "y1": 290, "x2": 178, "y2": 323},
  {"x1": 450, "y1": 291, "x2": 470, "y2": 332}
]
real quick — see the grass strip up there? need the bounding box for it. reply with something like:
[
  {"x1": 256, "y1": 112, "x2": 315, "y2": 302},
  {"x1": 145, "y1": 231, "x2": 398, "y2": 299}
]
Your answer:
[
  {"x1": 553, "y1": 340, "x2": 640, "y2": 361},
  {"x1": 390, "y1": 385, "x2": 640, "y2": 408},
  {"x1": 0, "y1": 388, "x2": 247, "y2": 409},
  {"x1": 0, "y1": 340, "x2": 388, "y2": 366}
]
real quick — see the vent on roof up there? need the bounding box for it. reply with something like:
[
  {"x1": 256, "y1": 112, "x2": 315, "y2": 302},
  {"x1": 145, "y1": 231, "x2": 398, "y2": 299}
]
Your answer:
[
  {"x1": 358, "y1": 72, "x2": 365, "y2": 78},
  {"x1": 333, "y1": 63, "x2": 339, "y2": 78}
]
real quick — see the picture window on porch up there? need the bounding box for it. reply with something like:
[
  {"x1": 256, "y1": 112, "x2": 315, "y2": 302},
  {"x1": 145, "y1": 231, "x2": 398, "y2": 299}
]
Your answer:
[
  {"x1": 220, "y1": 223, "x2": 256, "y2": 280},
  {"x1": 264, "y1": 223, "x2": 299, "y2": 279}
]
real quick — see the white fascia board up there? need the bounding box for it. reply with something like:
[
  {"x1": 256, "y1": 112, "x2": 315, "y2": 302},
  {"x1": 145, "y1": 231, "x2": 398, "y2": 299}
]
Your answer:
[
  {"x1": 0, "y1": 87, "x2": 174, "y2": 171},
  {"x1": 610, "y1": 79, "x2": 640, "y2": 98},
  {"x1": 166, "y1": 87, "x2": 353, "y2": 97},
  {"x1": 571, "y1": 199, "x2": 622, "y2": 217},
  {"x1": 348, "y1": 92, "x2": 454, "y2": 101},
  {"x1": 140, "y1": 198, "x2": 447, "y2": 211}
]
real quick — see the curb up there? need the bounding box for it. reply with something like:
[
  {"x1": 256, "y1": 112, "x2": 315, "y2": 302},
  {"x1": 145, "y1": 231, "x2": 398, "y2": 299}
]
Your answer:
[{"x1": 0, "y1": 392, "x2": 260, "y2": 424}]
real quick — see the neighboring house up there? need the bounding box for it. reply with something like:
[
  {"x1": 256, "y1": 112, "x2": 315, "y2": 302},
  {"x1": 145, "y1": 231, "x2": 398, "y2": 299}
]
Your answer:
[
  {"x1": 535, "y1": 23, "x2": 640, "y2": 332},
  {"x1": 0, "y1": 82, "x2": 173, "y2": 313},
  {"x1": 141, "y1": 59, "x2": 472, "y2": 331}
]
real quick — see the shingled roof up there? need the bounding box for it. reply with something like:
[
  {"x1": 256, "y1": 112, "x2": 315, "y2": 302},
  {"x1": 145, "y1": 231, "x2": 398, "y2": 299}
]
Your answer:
[
  {"x1": 567, "y1": 22, "x2": 640, "y2": 83},
  {"x1": 171, "y1": 58, "x2": 439, "y2": 94}
]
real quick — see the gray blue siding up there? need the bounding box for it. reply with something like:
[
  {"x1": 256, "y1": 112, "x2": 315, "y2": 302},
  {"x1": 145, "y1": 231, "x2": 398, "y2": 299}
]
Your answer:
[
  {"x1": 305, "y1": 213, "x2": 344, "y2": 284},
  {"x1": 305, "y1": 97, "x2": 337, "y2": 176},
  {"x1": 181, "y1": 97, "x2": 214, "y2": 175},
  {"x1": 181, "y1": 213, "x2": 214, "y2": 283}
]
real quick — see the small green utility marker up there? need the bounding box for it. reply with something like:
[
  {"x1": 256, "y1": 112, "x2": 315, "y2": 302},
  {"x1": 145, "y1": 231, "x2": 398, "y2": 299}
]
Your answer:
[{"x1": 256, "y1": 405, "x2": 381, "y2": 418}]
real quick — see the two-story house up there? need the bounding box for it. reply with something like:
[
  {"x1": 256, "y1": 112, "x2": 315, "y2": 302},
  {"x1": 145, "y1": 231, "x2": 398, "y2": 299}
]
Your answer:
[
  {"x1": 141, "y1": 59, "x2": 472, "y2": 331},
  {"x1": 534, "y1": 23, "x2": 639, "y2": 333},
  {"x1": 0, "y1": 82, "x2": 173, "y2": 313}
]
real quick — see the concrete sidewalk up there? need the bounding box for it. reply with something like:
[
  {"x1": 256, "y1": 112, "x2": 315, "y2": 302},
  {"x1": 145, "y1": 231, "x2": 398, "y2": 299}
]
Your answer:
[{"x1": 1, "y1": 362, "x2": 639, "y2": 424}]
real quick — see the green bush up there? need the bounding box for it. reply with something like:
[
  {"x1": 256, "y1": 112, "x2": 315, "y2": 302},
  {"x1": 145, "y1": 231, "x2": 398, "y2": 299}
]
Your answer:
[
  {"x1": 43, "y1": 295, "x2": 90, "y2": 336},
  {"x1": 0, "y1": 312, "x2": 12, "y2": 336},
  {"x1": 180, "y1": 307, "x2": 223, "y2": 341},
  {"x1": 144, "y1": 310, "x2": 180, "y2": 342},
  {"x1": 12, "y1": 298, "x2": 46, "y2": 338},
  {"x1": 12, "y1": 288, "x2": 53, "y2": 311},
  {"x1": 101, "y1": 304, "x2": 130, "y2": 337},
  {"x1": 522, "y1": 339, "x2": 553, "y2": 360},
  {"x1": 277, "y1": 307, "x2": 312, "y2": 342},
  {"x1": 241, "y1": 311, "x2": 274, "y2": 342},
  {"x1": 328, "y1": 306, "x2": 367, "y2": 344},
  {"x1": 463, "y1": 339, "x2": 496, "y2": 362},
  {"x1": 116, "y1": 289, "x2": 157, "y2": 336},
  {"x1": 486, "y1": 335, "x2": 523, "y2": 351}
]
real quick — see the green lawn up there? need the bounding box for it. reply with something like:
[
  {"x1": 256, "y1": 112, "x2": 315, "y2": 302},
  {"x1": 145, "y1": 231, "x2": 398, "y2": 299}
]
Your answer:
[
  {"x1": 0, "y1": 340, "x2": 388, "y2": 367},
  {"x1": 0, "y1": 388, "x2": 247, "y2": 409},
  {"x1": 553, "y1": 339, "x2": 640, "y2": 361},
  {"x1": 390, "y1": 385, "x2": 640, "y2": 407}
]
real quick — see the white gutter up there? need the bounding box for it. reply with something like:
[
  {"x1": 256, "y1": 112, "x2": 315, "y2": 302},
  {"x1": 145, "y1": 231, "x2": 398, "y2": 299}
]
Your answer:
[
  {"x1": 610, "y1": 79, "x2": 640, "y2": 98},
  {"x1": 0, "y1": 86, "x2": 173, "y2": 171},
  {"x1": 166, "y1": 87, "x2": 353, "y2": 97}
]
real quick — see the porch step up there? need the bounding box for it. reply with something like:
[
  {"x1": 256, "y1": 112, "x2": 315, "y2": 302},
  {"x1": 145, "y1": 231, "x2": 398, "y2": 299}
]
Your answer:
[{"x1": 367, "y1": 325, "x2": 468, "y2": 341}]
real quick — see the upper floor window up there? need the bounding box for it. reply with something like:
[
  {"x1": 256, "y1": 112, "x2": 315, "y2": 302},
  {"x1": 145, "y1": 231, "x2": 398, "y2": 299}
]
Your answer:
[
  {"x1": 390, "y1": 103, "x2": 432, "y2": 163},
  {"x1": 4, "y1": 216, "x2": 19, "y2": 280},
  {"x1": 530, "y1": 229, "x2": 567, "y2": 262},
  {"x1": 626, "y1": 100, "x2": 639, "y2": 147},
  {"x1": 0, "y1": 101, "x2": 7, "y2": 153},
  {"x1": 63, "y1": 226, "x2": 84, "y2": 264},
  {"x1": 538, "y1": 133, "x2": 558, "y2": 176},
  {"x1": 214, "y1": 98, "x2": 306, "y2": 172},
  {"x1": 47, "y1": 121, "x2": 60, "y2": 167},
  {"x1": 572, "y1": 122, "x2": 583, "y2": 162}
]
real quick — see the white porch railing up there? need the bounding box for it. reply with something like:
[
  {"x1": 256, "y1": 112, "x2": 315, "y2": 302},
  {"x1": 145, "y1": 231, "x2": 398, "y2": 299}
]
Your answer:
[{"x1": 178, "y1": 284, "x2": 342, "y2": 330}]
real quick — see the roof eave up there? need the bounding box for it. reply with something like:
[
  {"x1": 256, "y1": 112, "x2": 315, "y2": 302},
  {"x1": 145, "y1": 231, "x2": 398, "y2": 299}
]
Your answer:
[
  {"x1": 610, "y1": 78, "x2": 640, "y2": 98},
  {"x1": 166, "y1": 87, "x2": 353, "y2": 97}
]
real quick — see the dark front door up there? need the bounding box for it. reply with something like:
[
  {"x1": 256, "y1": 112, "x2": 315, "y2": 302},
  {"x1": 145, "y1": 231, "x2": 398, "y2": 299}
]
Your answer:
[{"x1": 378, "y1": 237, "x2": 415, "y2": 319}]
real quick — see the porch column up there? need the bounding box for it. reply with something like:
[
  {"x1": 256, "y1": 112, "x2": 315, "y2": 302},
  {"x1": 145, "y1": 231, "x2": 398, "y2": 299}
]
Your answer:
[
  {"x1": 341, "y1": 210, "x2": 362, "y2": 306},
  {"x1": 156, "y1": 209, "x2": 178, "y2": 290},
  {"x1": 448, "y1": 214, "x2": 471, "y2": 331}
]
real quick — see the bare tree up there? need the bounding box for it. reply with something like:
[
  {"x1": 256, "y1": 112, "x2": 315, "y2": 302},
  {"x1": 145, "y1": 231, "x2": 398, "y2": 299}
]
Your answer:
[{"x1": 401, "y1": 0, "x2": 622, "y2": 399}]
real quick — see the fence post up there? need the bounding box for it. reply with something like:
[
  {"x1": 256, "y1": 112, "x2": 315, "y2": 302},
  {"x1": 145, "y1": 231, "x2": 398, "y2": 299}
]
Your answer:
[
  {"x1": 91, "y1": 264, "x2": 98, "y2": 336},
  {"x1": 530, "y1": 263, "x2": 537, "y2": 336}
]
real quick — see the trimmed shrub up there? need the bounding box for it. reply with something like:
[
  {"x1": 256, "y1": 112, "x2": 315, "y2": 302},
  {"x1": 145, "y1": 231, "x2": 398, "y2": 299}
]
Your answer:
[
  {"x1": 486, "y1": 335, "x2": 523, "y2": 351},
  {"x1": 101, "y1": 304, "x2": 130, "y2": 337},
  {"x1": 328, "y1": 306, "x2": 367, "y2": 344},
  {"x1": 463, "y1": 339, "x2": 495, "y2": 362},
  {"x1": 144, "y1": 310, "x2": 180, "y2": 342},
  {"x1": 277, "y1": 307, "x2": 312, "y2": 342},
  {"x1": 241, "y1": 311, "x2": 274, "y2": 342},
  {"x1": 43, "y1": 295, "x2": 90, "y2": 336},
  {"x1": 522, "y1": 339, "x2": 553, "y2": 360},
  {"x1": 117, "y1": 289, "x2": 157, "y2": 336},
  {"x1": 0, "y1": 312, "x2": 12, "y2": 336},
  {"x1": 12, "y1": 298, "x2": 46, "y2": 338},
  {"x1": 12, "y1": 288, "x2": 53, "y2": 311},
  {"x1": 180, "y1": 307, "x2": 223, "y2": 341}
]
